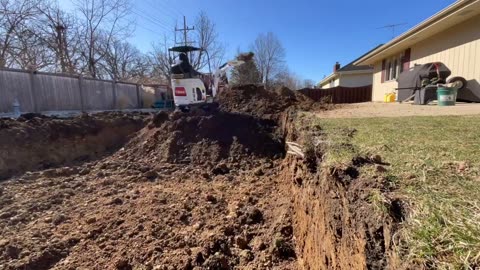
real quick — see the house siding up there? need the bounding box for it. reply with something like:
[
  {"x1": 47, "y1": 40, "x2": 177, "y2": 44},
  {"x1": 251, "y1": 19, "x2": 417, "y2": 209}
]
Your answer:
[
  {"x1": 320, "y1": 74, "x2": 372, "y2": 89},
  {"x1": 371, "y1": 14, "x2": 480, "y2": 101},
  {"x1": 320, "y1": 78, "x2": 339, "y2": 89},
  {"x1": 338, "y1": 73, "x2": 372, "y2": 88}
]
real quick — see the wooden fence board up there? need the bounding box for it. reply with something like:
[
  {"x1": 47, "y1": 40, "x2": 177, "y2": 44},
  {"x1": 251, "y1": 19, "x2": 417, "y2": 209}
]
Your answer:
[
  {"x1": 35, "y1": 74, "x2": 82, "y2": 111},
  {"x1": 0, "y1": 70, "x2": 34, "y2": 113},
  {"x1": 82, "y1": 80, "x2": 114, "y2": 110},
  {"x1": 299, "y1": 85, "x2": 372, "y2": 104},
  {"x1": 116, "y1": 84, "x2": 138, "y2": 109}
]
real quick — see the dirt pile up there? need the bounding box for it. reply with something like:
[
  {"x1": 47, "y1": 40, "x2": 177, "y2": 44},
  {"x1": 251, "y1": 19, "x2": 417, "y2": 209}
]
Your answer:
[
  {"x1": 0, "y1": 112, "x2": 147, "y2": 180},
  {"x1": 0, "y1": 107, "x2": 298, "y2": 269},
  {"x1": 217, "y1": 84, "x2": 318, "y2": 118},
  {"x1": 120, "y1": 110, "x2": 284, "y2": 168}
]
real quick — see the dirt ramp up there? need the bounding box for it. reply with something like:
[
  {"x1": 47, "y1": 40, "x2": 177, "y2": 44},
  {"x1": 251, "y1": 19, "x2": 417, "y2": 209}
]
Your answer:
[
  {"x1": 0, "y1": 113, "x2": 147, "y2": 179},
  {"x1": 121, "y1": 110, "x2": 285, "y2": 166}
]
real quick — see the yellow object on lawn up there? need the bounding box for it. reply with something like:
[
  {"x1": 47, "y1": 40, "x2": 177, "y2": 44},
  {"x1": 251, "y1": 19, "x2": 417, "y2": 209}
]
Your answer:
[{"x1": 384, "y1": 92, "x2": 396, "y2": 103}]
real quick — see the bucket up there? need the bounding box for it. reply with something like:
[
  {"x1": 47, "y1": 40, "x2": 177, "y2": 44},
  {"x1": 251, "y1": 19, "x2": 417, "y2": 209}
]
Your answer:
[
  {"x1": 384, "y1": 92, "x2": 396, "y2": 103},
  {"x1": 437, "y1": 86, "x2": 457, "y2": 106}
]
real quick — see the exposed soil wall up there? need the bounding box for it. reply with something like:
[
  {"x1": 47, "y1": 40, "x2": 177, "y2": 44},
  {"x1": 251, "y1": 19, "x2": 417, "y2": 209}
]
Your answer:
[
  {"x1": 279, "y1": 110, "x2": 400, "y2": 270},
  {"x1": 0, "y1": 113, "x2": 147, "y2": 180}
]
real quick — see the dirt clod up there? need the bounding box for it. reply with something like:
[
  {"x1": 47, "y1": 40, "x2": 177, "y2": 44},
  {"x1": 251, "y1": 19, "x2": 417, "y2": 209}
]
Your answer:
[
  {"x1": 205, "y1": 194, "x2": 217, "y2": 204},
  {"x1": 245, "y1": 208, "x2": 264, "y2": 225},
  {"x1": 234, "y1": 235, "x2": 250, "y2": 250},
  {"x1": 272, "y1": 237, "x2": 296, "y2": 260},
  {"x1": 375, "y1": 165, "x2": 388, "y2": 173},
  {"x1": 52, "y1": 214, "x2": 66, "y2": 225}
]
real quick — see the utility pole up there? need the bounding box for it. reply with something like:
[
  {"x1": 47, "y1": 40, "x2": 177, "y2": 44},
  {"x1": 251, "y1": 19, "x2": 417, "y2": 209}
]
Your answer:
[
  {"x1": 55, "y1": 24, "x2": 66, "y2": 72},
  {"x1": 175, "y1": 16, "x2": 194, "y2": 46}
]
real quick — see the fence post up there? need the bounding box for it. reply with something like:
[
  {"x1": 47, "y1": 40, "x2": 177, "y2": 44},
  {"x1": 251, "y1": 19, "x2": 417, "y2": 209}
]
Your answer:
[
  {"x1": 136, "y1": 84, "x2": 142, "y2": 109},
  {"x1": 78, "y1": 75, "x2": 85, "y2": 112},
  {"x1": 28, "y1": 70, "x2": 39, "y2": 113},
  {"x1": 112, "y1": 80, "x2": 117, "y2": 110}
]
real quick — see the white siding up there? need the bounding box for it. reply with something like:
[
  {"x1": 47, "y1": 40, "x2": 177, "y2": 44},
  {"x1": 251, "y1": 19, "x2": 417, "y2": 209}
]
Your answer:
[
  {"x1": 338, "y1": 73, "x2": 372, "y2": 87},
  {"x1": 320, "y1": 78, "x2": 339, "y2": 89},
  {"x1": 411, "y1": 14, "x2": 480, "y2": 88}
]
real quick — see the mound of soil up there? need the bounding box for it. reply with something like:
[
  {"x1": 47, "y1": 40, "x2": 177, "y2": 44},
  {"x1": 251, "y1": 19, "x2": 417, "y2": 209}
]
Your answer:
[
  {"x1": 121, "y1": 110, "x2": 284, "y2": 167},
  {"x1": 217, "y1": 84, "x2": 317, "y2": 118},
  {"x1": 0, "y1": 112, "x2": 147, "y2": 180},
  {"x1": 0, "y1": 110, "x2": 296, "y2": 269}
]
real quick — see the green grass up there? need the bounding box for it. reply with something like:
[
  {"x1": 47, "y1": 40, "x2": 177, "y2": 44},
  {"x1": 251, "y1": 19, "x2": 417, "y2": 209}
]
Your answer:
[{"x1": 299, "y1": 113, "x2": 480, "y2": 269}]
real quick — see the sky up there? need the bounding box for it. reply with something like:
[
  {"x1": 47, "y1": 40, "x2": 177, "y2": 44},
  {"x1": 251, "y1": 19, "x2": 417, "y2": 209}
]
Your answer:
[{"x1": 59, "y1": 0, "x2": 456, "y2": 83}]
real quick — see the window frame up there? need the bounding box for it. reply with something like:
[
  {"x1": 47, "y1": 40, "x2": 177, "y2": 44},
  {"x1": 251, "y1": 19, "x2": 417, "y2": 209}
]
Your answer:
[{"x1": 384, "y1": 53, "x2": 402, "y2": 82}]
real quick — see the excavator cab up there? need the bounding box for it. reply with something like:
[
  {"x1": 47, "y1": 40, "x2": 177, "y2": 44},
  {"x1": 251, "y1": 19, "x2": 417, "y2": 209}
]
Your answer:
[
  {"x1": 169, "y1": 46, "x2": 212, "y2": 111},
  {"x1": 168, "y1": 45, "x2": 247, "y2": 112}
]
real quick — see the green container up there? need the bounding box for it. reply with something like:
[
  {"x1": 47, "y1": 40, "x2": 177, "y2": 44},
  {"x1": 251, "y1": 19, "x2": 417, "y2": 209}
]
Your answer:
[{"x1": 437, "y1": 87, "x2": 457, "y2": 106}]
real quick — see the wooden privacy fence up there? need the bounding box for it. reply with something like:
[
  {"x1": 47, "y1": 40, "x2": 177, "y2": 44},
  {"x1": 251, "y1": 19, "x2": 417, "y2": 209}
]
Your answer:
[
  {"x1": 0, "y1": 68, "x2": 169, "y2": 114},
  {"x1": 299, "y1": 85, "x2": 372, "y2": 104}
]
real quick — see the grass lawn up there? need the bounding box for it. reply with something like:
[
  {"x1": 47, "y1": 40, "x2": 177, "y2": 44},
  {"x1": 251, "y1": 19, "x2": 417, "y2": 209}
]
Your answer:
[{"x1": 302, "y1": 113, "x2": 480, "y2": 269}]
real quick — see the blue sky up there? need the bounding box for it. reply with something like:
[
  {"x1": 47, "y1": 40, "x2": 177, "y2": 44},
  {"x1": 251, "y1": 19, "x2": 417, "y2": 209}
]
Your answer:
[{"x1": 59, "y1": 0, "x2": 455, "y2": 82}]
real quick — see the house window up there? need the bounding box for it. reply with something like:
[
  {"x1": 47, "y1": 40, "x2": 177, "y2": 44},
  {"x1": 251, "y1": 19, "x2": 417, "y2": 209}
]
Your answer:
[
  {"x1": 386, "y1": 62, "x2": 391, "y2": 81},
  {"x1": 381, "y1": 48, "x2": 411, "y2": 83},
  {"x1": 392, "y1": 58, "x2": 398, "y2": 79},
  {"x1": 384, "y1": 54, "x2": 402, "y2": 81}
]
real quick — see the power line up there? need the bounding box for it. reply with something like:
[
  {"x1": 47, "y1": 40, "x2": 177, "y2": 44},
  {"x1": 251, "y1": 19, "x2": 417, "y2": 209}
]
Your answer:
[
  {"x1": 150, "y1": 0, "x2": 184, "y2": 18},
  {"x1": 133, "y1": 4, "x2": 178, "y2": 32},
  {"x1": 136, "y1": 24, "x2": 168, "y2": 37},
  {"x1": 143, "y1": 0, "x2": 180, "y2": 26},
  {"x1": 132, "y1": 7, "x2": 174, "y2": 29},
  {"x1": 131, "y1": 9, "x2": 173, "y2": 33}
]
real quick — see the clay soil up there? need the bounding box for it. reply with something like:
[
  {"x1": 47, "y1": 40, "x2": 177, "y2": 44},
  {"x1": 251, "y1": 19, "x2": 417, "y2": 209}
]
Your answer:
[{"x1": 0, "y1": 86, "x2": 309, "y2": 269}]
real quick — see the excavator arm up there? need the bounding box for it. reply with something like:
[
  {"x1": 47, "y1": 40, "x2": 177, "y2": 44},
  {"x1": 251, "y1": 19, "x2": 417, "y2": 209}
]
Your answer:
[{"x1": 212, "y1": 60, "x2": 245, "y2": 97}]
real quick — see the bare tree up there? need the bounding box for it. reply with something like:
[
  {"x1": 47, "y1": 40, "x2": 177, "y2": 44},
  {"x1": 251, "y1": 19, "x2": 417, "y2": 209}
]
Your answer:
[
  {"x1": 149, "y1": 36, "x2": 173, "y2": 82},
  {"x1": 10, "y1": 22, "x2": 54, "y2": 69},
  {"x1": 100, "y1": 39, "x2": 142, "y2": 81},
  {"x1": 271, "y1": 69, "x2": 301, "y2": 90},
  {"x1": 230, "y1": 51, "x2": 261, "y2": 86},
  {"x1": 190, "y1": 11, "x2": 225, "y2": 71},
  {"x1": 35, "y1": 2, "x2": 82, "y2": 73},
  {"x1": 74, "y1": 0, "x2": 132, "y2": 78},
  {"x1": 302, "y1": 79, "x2": 315, "y2": 89},
  {"x1": 251, "y1": 32, "x2": 286, "y2": 88},
  {"x1": 0, "y1": 0, "x2": 43, "y2": 68}
]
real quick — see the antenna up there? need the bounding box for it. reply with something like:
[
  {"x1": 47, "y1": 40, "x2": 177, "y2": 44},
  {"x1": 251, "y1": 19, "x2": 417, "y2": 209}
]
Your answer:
[{"x1": 377, "y1": 23, "x2": 407, "y2": 39}]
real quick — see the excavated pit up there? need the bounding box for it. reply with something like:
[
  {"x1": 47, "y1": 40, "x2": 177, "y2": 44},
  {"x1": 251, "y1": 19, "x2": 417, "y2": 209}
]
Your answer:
[
  {"x1": 0, "y1": 86, "x2": 399, "y2": 269},
  {"x1": 0, "y1": 112, "x2": 147, "y2": 180}
]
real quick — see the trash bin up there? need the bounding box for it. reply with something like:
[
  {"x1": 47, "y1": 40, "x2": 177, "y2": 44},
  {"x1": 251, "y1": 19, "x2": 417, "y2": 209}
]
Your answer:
[{"x1": 437, "y1": 86, "x2": 457, "y2": 106}]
